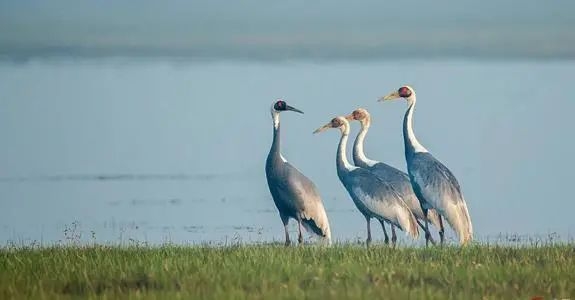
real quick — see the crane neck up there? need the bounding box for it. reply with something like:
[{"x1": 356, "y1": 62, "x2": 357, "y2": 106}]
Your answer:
[
  {"x1": 403, "y1": 97, "x2": 428, "y2": 158},
  {"x1": 268, "y1": 112, "x2": 284, "y2": 163},
  {"x1": 272, "y1": 110, "x2": 280, "y2": 130},
  {"x1": 353, "y1": 120, "x2": 379, "y2": 168},
  {"x1": 337, "y1": 126, "x2": 356, "y2": 178}
]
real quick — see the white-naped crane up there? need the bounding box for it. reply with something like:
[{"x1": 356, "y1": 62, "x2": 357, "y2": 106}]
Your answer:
[
  {"x1": 266, "y1": 100, "x2": 332, "y2": 246},
  {"x1": 314, "y1": 116, "x2": 418, "y2": 246},
  {"x1": 379, "y1": 86, "x2": 473, "y2": 245},
  {"x1": 345, "y1": 108, "x2": 441, "y2": 245}
]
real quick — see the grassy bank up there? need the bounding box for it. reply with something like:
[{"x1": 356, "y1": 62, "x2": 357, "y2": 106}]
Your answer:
[{"x1": 1, "y1": 244, "x2": 573, "y2": 299}]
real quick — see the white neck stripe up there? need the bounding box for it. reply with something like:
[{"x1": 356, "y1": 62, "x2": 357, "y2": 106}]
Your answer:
[
  {"x1": 405, "y1": 97, "x2": 428, "y2": 153},
  {"x1": 355, "y1": 124, "x2": 379, "y2": 167}
]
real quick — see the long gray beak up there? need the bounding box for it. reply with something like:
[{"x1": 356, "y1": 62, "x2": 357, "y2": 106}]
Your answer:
[
  {"x1": 313, "y1": 123, "x2": 332, "y2": 134},
  {"x1": 286, "y1": 105, "x2": 304, "y2": 114},
  {"x1": 378, "y1": 91, "x2": 400, "y2": 102}
]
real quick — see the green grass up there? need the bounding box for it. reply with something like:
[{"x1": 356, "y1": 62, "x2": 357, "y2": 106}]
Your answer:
[{"x1": 1, "y1": 244, "x2": 574, "y2": 299}]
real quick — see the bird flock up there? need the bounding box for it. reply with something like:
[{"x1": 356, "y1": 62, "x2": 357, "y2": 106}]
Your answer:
[{"x1": 265, "y1": 85, "x2": 473, "y2": 247}]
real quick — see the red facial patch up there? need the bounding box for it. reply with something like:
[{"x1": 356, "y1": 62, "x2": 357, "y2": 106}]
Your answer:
[
  {"x1": 274, "y1": 100, "x2": 286, "y2": 110},
  {"x1": 398, "y1": 87, "x2": 412, "y2": 98}
]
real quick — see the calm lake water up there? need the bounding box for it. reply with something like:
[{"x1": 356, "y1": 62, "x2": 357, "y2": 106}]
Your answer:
[{"x1": 0, "y1": 59, "x2": 573, "y2": 246}]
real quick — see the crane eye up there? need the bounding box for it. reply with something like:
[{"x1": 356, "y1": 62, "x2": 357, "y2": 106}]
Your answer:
[
  {"x1": 274, "y1": 100, "x2": 286, "y2": 111},
  {"x1": 398, "y1": 87, "x2": 412, "y2": 98}
]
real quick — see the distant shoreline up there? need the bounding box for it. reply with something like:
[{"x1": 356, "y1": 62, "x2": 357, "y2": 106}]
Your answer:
[{"x1": 1, "y1": 51, "x2": 574, "y2": 63}]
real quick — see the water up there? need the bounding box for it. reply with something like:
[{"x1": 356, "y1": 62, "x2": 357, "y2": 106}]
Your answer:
[{"x1": 0, "y1": 59, "x2": 573, "y2": 246}]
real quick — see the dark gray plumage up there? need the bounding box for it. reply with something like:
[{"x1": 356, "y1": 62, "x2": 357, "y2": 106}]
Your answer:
[
  {"x1": 345, "y1": 108, "x2": 441, "y2": 245},
  {"x1": 380, "y1": 86, "x2": 473, "y2": 246},
  {"x1": 265, "y1": 100, "x2": 331, "y2": 246},
  {"x1": 314, "y1": 116, "x2": 418, "y2": 246}
]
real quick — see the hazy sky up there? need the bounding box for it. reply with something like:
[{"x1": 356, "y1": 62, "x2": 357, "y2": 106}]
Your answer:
[{"x1": 1, "y1": 0, "x2": 574, "y2": 60}]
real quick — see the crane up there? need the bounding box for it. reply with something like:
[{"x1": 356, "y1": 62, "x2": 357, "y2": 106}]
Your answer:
[
  {"x1": 314, "y1": 116, "x2": 418, "y2": 246},
  {"x1": 265, "y1": 99, "x2": 332, "y2": 246},
  {"x1": 379, "y1": 86, "x2": 473, "y2": 245},
  {"x1": 345, "y1": 108, "x2": 440, "y2": 245}
]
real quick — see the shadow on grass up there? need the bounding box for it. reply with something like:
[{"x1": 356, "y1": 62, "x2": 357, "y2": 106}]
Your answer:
[{"x1": 61, "y1": 273, "x2": 181, "y2": 295}]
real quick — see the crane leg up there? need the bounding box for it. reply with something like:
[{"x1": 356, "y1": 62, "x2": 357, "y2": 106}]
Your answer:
[
  {"x1": 366, "y1": 217, "x2": 372, "y2": 247},
  {"x1": 391, "y1": 225, "x2": 397, "y2": 247},
  {"x1": 378, "y1": 219, "x2": 389, "y2": 245},
  {"x1": 281, "y1": 215, "x2": 290, "y2": 247},
  {"x1": 438, "y1": 215, "x2": 445, "y2": 246},
  {"x1": 297, "y1": 218, "x2": 304, "y2": 245},
  {"x1": 416, "y1": 219, "x2": 436, "y2": 245},
  {"x1": 423, "y1": 209, "x2": 431, "y2": 247}
]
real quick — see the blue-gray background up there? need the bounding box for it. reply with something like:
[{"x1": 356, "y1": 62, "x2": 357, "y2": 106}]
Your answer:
[{"x1": 0, "y1": 1, "x2": 573, "y2": 245}]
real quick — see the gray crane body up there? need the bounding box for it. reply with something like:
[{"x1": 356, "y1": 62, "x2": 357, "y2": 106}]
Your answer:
[
  {"x1": 315, "y1": 117, "x2": 419, "y2": 243},
  {"x1": 337, "y1": 163, "x2": 415, "y2": 230},
  {"x1": 380, "y1": 86, "x2": 473, "y2": 245},
  {"x1": 353, "y1": 133, "x2": 439, "y2": 228},
  {"x1": 265, "y1": 102, "x2": 331, "y2": 245},
  {"x1": 351, "y1": 122, "x2": 441, "y2": 229}
]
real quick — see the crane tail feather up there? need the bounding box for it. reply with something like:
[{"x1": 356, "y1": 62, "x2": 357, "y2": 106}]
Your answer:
[
  {"x1": 444, "y1": 200, "x2": 473, "y2": 245},
  {"x1": 426, "y1": 209, "x2": 442, "y2": 229},
  {"x1": 397, "y1": 210, "x2": 419, "y2": 239},
  {"x1": 458, "y1": 201, "x2": 473, "y2": 245},
  {"x1": 301, "y1": 212, "x2": 332, "y2": 246},
  {"x1": 407, "y1": 212, "x2": 419, "y2": 239}
]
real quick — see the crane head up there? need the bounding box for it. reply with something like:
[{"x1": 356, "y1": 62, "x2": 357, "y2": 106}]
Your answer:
[
  {"x1": 313, "y1": 116, "x2": 349, "y2": 135},
  {"x1": 379, "y1": 85, "x2": 415, "y2": 102},
  {"x1": 272, "y1": 100, "x2": 304, "y2": 114},
  {"x1": 345, "y1": 108, "x2": 370, "y2": 124}
]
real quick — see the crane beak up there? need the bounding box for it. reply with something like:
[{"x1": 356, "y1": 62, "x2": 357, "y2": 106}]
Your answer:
[
  {"x1": 378, "y1": 91, "x2": 400, "y2": 102},
  {"x1": 344, "y1": 114, "x2": 355, "y2": 121},
  {"x1": 286, "y1": 105, "x2": 304, "y2": 114},
  {"x1": 313, "y1": 123, "x2": 332, "y2": 134}
]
